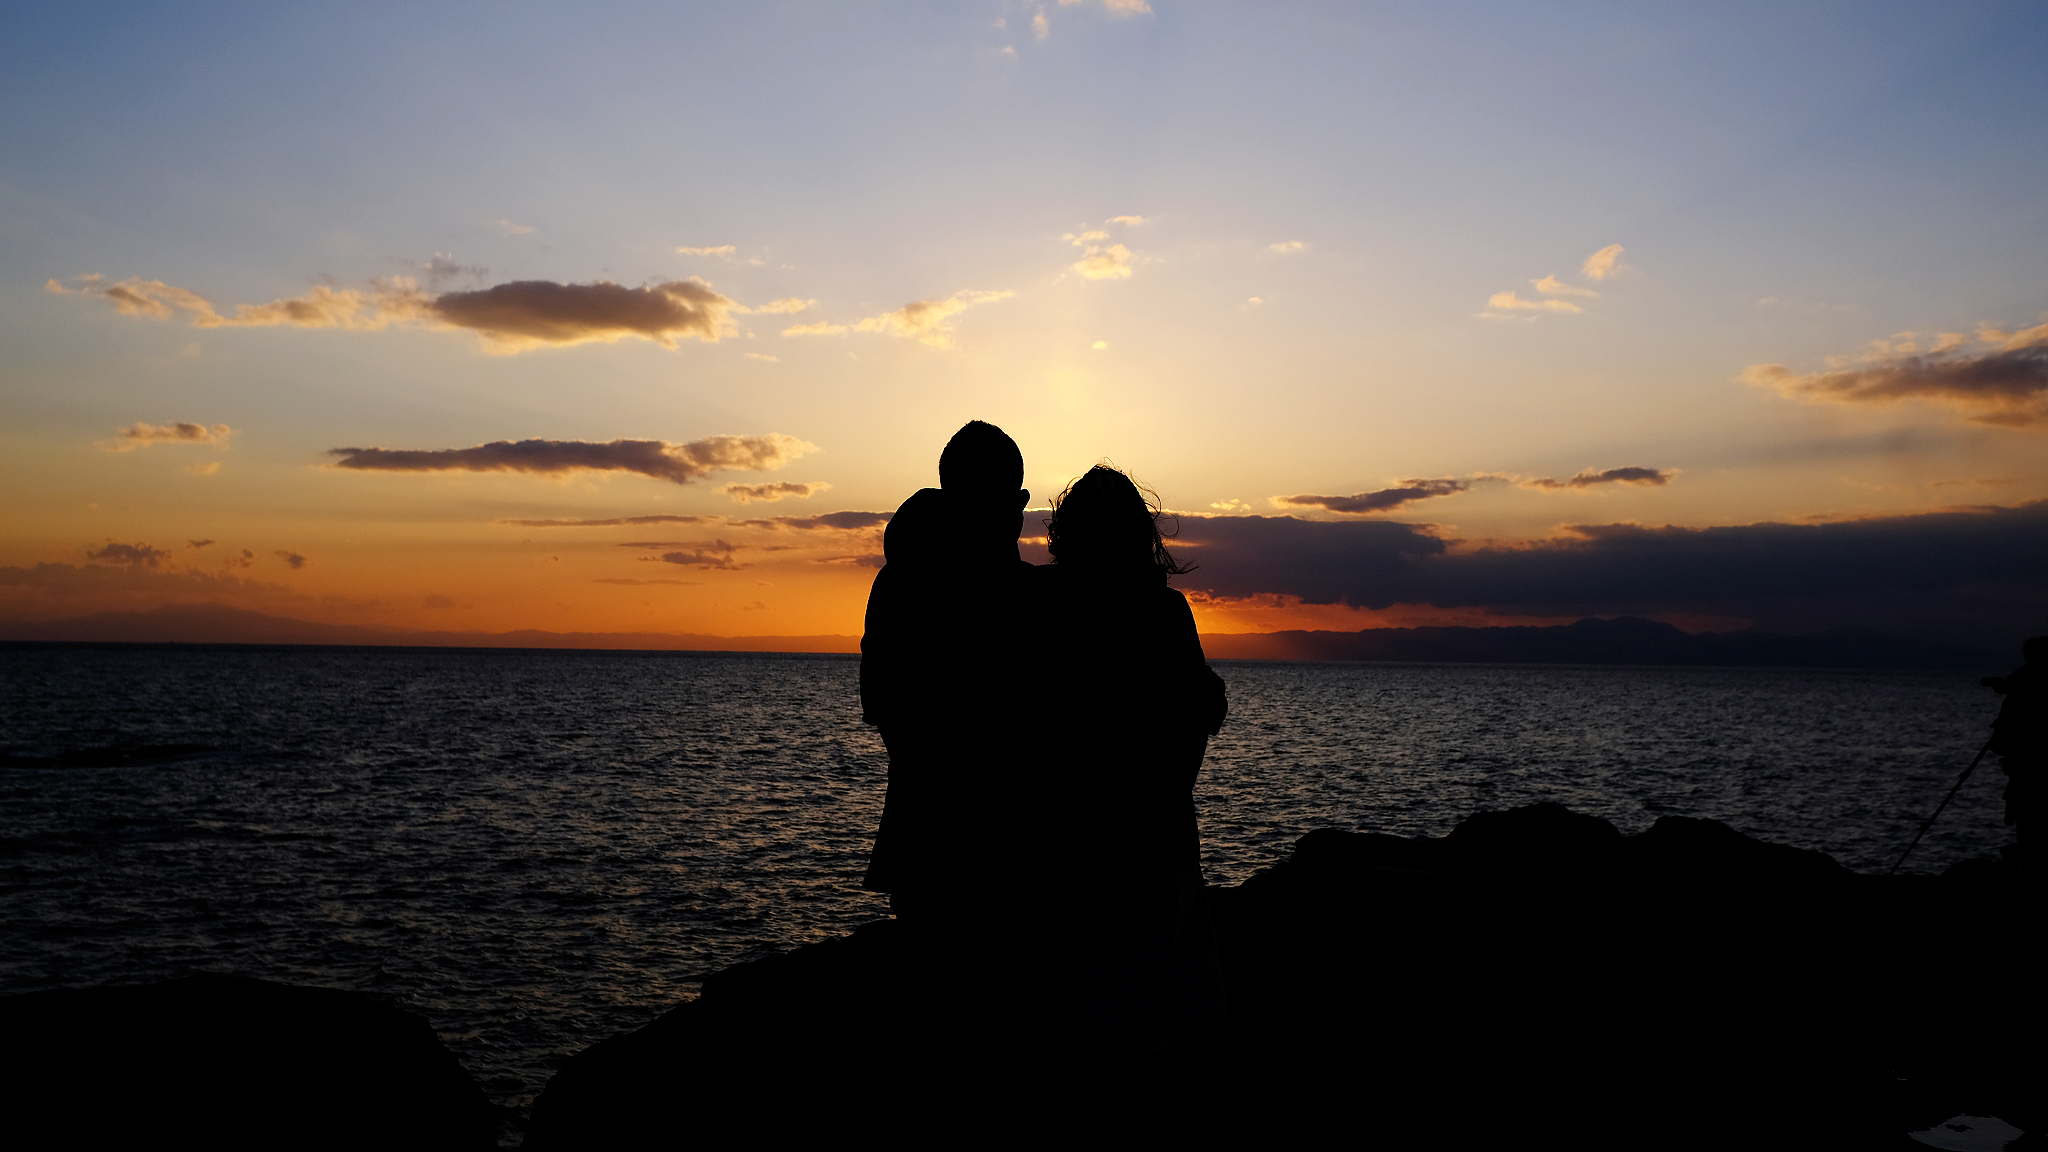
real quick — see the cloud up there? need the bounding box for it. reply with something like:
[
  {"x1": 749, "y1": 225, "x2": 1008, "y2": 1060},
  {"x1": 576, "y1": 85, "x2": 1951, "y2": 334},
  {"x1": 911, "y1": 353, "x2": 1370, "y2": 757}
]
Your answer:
[
  {"x1": 633, "y1": 539, "x2": 745, "y2": 570},
  {"x1": 423, "y1": 594, "x2": 456, "y2": 610},
  {"x1": 594, "y1": 578, "x2": 702, "y2": 586},
  {"x1": 53, "y1": 272, "x2": 793, "y2": 354},
  {"x1": 421, "y1": 255, "x2": 486, "y2": 288},
  {"x1": 1060, "y1": 0, "x2": 1153, "y2": 13},
  {"x1": 782, "y1": 290, "x2": 1013, "y2": 349},
  {"x1": 499, "y1": 509, "x2": 890, "y2": 532},
  {"x1": 750, "y1": 510, "x2": 891, "y2": 531},
  {"x1": 499, "y1": 514, "x2": 717, "y2": 528},
  {"x1": 1072, "y1": 243, "x2": 1134, "y2": 280},
  {"x1": 186, "y1": 461, "x2": 221, "y2": 476},
  {"x1": 274, "y1": 550, "x2": 307, "y2": 569},
  {"x1": 720, "y1": 480, "x2": 832, "y2": 504},
  {"x1": 1033, "y1": 7, "x2": 1050, "y2": 39},
  {"x1": 429, "y1": 278, "x2": 734, "y2": 350},
  {"x1": 1521, "y1": 466, "x2": 1677, "y2": 491},
  {"x1": 733, "y1": 298, "x2": 813, "y2": 315},
  {"x1": 99, "y1": 421, "x2": 232, "y2": 452},
  {"x1": 675, "y1": 246, "x2": 737, "y2": 257},
  {"x1": 1486, "y1": 290, "x2": 1582, "y2": 314},
  {"x1": 330, "y1": 433, "x2": 816, "y2": 486},
  {"x1": 1273, "y1": 478, "x2": 1476, "y2": 515},
  {"x1": 1742, "y1": 319, "x2": 2048, "y2": 428},
  {"x1": 1582, "y1": 244, "x2": 1626, "y2": 281},
  {"x1": 86, "y1": 541, "x2": 171, "y2": 567},
  {"x1": 1163, "y1": 503, "x2": 2048, "y2": 644},
  {"x1": 1531, "y1": 275, "x2": 1599, "y2": 298},
  {"x1": 187, "y1": 539, "x2": 215, "y2": 550},
  {"x1": 745, "y1": 352, "x2": 779, "y2": 362},
  {"x1": 497, "y1": 220, "x2": 537, "y2": 236},
  {"x1": 0, "y1": 561, "x2": 292, "y2": 601},
  {"x1": 1107, "y1": 215, "x2": 1148, "y2": 226},
  {"x1": 1264, "y1": 240, "x2": 1306, "y2": 255}
]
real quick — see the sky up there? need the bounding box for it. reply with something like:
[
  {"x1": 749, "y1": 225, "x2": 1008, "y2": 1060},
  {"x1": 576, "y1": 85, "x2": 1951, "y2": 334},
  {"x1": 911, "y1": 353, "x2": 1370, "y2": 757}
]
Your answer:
[{"x1": 3, "y1": 0, "x2": 2045, "y2": 646}]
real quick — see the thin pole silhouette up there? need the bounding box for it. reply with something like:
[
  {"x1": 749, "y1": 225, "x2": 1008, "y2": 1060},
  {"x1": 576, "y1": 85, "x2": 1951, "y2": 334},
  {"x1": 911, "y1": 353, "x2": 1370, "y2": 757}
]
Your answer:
[{"x1": 1889, "y1": 738, "x2": 1995, "y2": 875}]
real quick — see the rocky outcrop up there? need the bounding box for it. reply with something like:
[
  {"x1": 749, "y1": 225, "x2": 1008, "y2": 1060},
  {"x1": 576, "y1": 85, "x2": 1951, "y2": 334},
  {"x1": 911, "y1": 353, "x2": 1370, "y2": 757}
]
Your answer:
[
  {"x1": 529, "y1": 804, "x2": 2039, "y2": 1149},
  {"x1": 1, "y1": 974, "x2": 498, "y2": 1150}
]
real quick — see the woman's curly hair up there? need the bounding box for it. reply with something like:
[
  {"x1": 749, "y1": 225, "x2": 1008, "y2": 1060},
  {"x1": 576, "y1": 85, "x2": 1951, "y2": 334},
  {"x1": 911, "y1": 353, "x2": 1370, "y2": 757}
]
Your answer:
[{"x1": 1045, "y1": 463, "x2": 1194, "y2": 579}]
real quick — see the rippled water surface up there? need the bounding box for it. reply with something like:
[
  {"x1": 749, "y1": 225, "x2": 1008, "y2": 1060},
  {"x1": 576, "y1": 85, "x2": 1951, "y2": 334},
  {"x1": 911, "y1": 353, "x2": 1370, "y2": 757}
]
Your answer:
[{"x1": 0, "y1": 644, "x2": 2013, "y2": 1141}]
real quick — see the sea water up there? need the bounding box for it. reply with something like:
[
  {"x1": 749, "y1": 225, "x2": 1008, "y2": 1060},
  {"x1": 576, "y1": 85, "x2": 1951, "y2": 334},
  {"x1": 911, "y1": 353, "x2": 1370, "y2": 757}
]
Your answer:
[{"x1": 0, "y1": 645, "x2": 2013, "y2": 1139}]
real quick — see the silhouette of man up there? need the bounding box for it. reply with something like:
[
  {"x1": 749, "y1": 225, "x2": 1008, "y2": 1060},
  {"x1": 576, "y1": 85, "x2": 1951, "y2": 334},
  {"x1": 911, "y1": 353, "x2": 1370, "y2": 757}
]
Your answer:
[
  {"x1": 1985, "y1": 635, "x2": 2046, "y2": 872},
  {"x1": 859, "y1": 421, "x2": 1034, "y2": 919}
]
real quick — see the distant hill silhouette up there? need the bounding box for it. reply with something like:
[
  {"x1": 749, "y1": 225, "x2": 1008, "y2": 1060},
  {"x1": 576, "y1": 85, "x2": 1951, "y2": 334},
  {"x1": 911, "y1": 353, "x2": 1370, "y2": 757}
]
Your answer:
[
  {"x1": 1200, "y1": 614, "x2": 1999, "y2": 669},
  {"x1": 0, "y1": 602, "x2": 2004, "y2": 668}
]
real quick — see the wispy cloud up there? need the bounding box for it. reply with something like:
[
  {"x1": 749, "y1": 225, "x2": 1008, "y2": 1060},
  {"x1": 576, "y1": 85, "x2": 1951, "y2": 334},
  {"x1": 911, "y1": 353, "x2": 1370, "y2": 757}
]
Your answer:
[
  {"x1": 627, "y1": 539, "x2": 746, "y2": 570},
  {"x1": 98, "y1": 421, "x2": 232, "y2": 452},
  {"x1": 1531, "y1": 275, "x2": 1598, "y2": 298},
  {"x1": 1479, "y1": 246, "x2": 1623, "y2": 320},
  {"x1": 329, "y1": 433, "x2": 817, "y2": 485},
  {"x1": 496, "y1": 220, "x2": 537, "y2": 236},
  {"x1": 1264, "y1": 240, "x2": 1306, "y2": 255},
  {"x1": 501, "y1": 509, "x2": 890, "y2": 531},
  {"x1": 500, "y1": 515, "x2": 715, "y2": 528},
  {"x1": 1742, "y1": 319, "x2": 2048, "y2": 428},
  {"x1": 720, "y1": 480, "x2": 831, "y2": 504},
  {"x1": 675, "y1": 245, "x2": 736, "y2": 257},
  {"x1": 1064, "y1": 221, "x2": 1143, "y2": 280},
  {"x1": 421, "y1": 254, "x2": 487, "y2": 288},
  {"x1": 733, "y1": 298, "x2": 813, "y2": 315},
  {"x1": 1060, "y1": 0, "x2": 1153, "y2": 13},
  {"x1": 1521, "y1": 466, "x2": 1677, "y2": 491},
  {"x1": 1582, "y1": 244, "x2": 1626, "y2": 280},
  {"x1": 274, "y1": 550, "x2": 307, "y2": 569},
  {"x1": 1485, "y1": 291, "x2": 1582, "y2": 314},
  {"x1": 1032, "y1": 7, "x2": 1050, "y2": 39},
  {"x1": 48, "y1": 273, "x2": 802, "y2": 354},
  {"x1": 1107, "y1": 215, "x2": 1148, "y2": 226},
  {"x1": 1272, "y1": 478, "x2": 1478, "y2": 515},
  {"x1": 86, "y1": 541, "x2": 172, "y2": 567},
  {"x1": 782, "y1": 290, "x2": 1013, "y2": 349}
]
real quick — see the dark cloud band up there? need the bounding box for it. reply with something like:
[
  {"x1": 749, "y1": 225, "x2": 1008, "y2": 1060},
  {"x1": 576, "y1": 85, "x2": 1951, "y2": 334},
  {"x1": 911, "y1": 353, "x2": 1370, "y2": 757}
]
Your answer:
[
  {"x1": 330, "y1": 434, "x2": 815, "y2": 486},
  {"x1": 1175, "y1": 501, "x2": 2048, "y2": 644}
]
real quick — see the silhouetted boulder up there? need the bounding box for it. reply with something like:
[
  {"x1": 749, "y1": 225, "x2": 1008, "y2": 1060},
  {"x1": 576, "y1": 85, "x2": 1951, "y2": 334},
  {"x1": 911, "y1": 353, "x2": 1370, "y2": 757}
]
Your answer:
[
  {"x1": 0, "y1": 974, "x2": 497, "y2": 1150},
  {"x1": 530, "y1": 803, "x2": 2038, "y2": 1149}
]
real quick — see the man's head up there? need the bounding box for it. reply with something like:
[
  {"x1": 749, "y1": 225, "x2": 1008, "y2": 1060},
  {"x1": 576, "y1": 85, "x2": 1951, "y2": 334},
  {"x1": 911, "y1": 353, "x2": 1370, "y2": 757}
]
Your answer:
[{"x1": 939, "y1": 420, "x2": 1024, "y2": 497}]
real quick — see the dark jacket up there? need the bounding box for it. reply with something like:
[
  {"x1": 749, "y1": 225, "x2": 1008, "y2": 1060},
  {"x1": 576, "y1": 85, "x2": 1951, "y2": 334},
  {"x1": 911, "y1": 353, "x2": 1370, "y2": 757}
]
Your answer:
[
  {"x1": 1034, "y1": 565, "x2": 1227, "y2": 878},
  {"x1": 859, "y1": 489, "x2": 1035, "y2": 895}
]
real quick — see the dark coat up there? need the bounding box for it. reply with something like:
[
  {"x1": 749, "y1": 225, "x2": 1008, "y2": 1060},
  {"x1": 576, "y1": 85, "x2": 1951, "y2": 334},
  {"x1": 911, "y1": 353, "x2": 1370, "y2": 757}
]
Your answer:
[
  {"x1": 859, "y1": 489, "x2": 1035, "y2": 897},
  {"x1": 1033, "y1": 565, "x2": 1227, "y2": 879}
]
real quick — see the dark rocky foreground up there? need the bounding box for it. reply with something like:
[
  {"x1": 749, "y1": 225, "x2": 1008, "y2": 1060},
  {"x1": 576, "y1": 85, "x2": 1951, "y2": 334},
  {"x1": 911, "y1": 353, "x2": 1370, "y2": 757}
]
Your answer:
[
  {"x1": 1, "y1": 808, "x2": 2033, "y2": 1149},
  {"x1": 1, "y1": 974, "x2": 499, "y2": 1149},
  {"x1": 530, "y1": 804, "x2": 2040, "y2": 1150}
]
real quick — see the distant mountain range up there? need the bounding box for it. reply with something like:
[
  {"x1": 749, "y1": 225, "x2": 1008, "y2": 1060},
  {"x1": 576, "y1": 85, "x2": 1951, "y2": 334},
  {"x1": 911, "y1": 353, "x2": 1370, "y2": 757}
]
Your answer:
[{"x1": 0, "y1": 601, "x2": 2009, "y2": 670}]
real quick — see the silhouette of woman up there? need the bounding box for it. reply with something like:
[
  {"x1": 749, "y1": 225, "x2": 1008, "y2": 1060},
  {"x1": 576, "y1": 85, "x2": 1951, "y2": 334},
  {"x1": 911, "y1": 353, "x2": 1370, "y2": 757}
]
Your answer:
[{"x1": 1038, "y1": 464, "x2": 1229, "y2": 1055}]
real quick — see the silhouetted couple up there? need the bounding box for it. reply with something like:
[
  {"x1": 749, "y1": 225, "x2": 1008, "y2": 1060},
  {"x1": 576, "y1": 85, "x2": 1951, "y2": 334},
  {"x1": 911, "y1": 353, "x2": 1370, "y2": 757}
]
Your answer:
[{"x1": 859, "y1": 420, "x2": 1229, "y2": 1056}]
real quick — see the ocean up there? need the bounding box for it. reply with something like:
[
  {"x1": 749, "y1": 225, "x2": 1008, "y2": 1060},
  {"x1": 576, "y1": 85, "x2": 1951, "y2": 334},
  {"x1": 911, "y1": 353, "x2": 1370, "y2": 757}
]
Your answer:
[{"x1": 0, "y1": 644, "x2": 2015, "y2": 1142}]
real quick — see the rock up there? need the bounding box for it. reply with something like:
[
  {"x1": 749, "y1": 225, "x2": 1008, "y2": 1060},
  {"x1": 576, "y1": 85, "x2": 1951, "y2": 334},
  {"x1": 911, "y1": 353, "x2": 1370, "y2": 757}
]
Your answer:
[
  {"x1": 0, "y1": 974, "x2": 498, "y2": 1150},
  {"x1": 530, "y1": 804, "x2": 2040, "y2": 1148}
]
